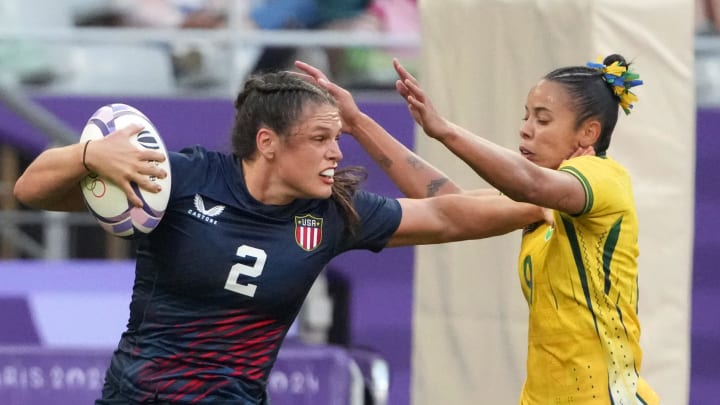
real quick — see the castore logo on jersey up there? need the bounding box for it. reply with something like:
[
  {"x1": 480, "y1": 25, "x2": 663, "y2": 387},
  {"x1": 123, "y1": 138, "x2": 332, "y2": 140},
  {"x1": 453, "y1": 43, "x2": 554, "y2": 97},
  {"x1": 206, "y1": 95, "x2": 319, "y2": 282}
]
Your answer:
[
  {"x1": 188, "y1": 194, "x2": 226, "y2": 225},
  {"x1": 295, "y1": 214, "x2": 323, "y2": 251}
]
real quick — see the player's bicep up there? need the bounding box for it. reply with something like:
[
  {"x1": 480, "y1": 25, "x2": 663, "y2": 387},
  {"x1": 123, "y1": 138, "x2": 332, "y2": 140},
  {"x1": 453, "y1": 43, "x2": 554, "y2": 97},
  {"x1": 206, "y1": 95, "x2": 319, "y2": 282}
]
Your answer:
[
  {"x1": 528, "y1": 168, "x2": 588, "y2": 216},
  {"x1": 386, "y1": 199, "x2": 445, "y2": 247}
]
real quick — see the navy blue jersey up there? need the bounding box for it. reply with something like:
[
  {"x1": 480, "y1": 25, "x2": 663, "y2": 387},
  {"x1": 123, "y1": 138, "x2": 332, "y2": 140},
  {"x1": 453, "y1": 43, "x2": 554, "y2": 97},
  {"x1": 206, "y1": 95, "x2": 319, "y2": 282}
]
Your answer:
[{"x1": 100, "y1": 146, "x2": 402, "y2": 404}]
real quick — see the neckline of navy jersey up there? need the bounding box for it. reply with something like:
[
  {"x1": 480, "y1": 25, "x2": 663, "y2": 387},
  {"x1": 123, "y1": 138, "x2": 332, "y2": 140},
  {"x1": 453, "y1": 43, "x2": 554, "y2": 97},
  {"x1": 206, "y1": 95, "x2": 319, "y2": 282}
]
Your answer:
[{"x1": 219, "y1": 152, "x2": 323, "y2": 219}]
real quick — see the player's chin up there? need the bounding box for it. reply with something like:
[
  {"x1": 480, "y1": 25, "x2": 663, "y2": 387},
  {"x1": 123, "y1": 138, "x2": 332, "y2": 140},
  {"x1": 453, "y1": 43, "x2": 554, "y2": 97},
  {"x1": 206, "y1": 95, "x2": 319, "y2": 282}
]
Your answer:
[{"x1": 312, "y1": 184, "x2": 334, "y2": 200}]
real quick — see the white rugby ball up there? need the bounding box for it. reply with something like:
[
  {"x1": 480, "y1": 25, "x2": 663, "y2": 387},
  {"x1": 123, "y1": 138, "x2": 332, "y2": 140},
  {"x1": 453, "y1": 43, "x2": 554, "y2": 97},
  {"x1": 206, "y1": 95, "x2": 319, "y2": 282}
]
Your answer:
[{"x1": 79, "y1": 103, "x2": 172, "y2": 238}]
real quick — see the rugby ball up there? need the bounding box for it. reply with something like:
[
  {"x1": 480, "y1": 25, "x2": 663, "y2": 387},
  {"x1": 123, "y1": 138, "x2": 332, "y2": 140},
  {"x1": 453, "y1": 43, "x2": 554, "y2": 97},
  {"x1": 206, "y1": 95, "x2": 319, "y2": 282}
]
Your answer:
[{"x1": 79, "y1": 103, "x2": 171, "y2": 238}]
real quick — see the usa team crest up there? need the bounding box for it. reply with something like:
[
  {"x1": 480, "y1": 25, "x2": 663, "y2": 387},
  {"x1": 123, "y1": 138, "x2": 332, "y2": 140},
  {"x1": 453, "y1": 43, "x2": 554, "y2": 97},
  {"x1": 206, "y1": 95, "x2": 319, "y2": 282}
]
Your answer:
[{"x1": 295, "y1": 214, "x2": 323, "y2": 251}]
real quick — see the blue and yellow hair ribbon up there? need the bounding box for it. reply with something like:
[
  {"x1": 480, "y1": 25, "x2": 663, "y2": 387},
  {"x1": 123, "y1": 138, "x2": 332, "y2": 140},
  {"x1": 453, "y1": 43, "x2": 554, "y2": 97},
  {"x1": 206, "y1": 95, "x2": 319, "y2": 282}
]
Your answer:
[{"x1": 587, "y1": 58, "x2": 644, "y2": 115}]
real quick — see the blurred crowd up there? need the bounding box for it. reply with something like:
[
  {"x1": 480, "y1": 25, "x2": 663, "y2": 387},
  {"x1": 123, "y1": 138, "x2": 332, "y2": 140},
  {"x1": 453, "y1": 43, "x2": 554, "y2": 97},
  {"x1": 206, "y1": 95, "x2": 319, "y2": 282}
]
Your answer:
[
  {"x1": 697, "y1": 0, "x2": 720, "y2": 34},
  {"x1": 77, "y1": 0, "x2": 420, "y2": 90},
  {"x1": 0, "y1": 0, "x2": 419, "y2": 94}
]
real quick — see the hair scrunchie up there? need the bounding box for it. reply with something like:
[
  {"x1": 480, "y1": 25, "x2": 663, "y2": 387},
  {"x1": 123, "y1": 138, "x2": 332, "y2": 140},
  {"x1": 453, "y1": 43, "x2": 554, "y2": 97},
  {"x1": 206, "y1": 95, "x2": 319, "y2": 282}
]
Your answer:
[{"x1": 587, "y1": 58, "x2": 644, "y2": 115}]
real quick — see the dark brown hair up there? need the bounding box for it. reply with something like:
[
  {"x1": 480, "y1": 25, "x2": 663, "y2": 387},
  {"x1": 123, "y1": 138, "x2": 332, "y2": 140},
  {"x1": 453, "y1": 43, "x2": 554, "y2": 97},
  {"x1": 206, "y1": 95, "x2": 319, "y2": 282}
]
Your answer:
[{"x1": 231, "y1": 71, "x2": 365, "y2": 232}]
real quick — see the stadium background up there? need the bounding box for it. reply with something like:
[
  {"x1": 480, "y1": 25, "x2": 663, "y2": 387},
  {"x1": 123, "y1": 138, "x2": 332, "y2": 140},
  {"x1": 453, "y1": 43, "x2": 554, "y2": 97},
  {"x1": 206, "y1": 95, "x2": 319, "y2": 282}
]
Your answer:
[{"x1": 0, "y1": 0, "x2": 716, "y2": 404}]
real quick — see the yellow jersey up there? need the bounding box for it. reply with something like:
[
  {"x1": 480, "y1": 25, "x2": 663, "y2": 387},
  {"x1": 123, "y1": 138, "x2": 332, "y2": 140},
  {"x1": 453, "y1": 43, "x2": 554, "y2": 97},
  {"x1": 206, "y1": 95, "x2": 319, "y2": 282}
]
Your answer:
[{"x1": 517, "y1": 156, "x2": 658, "y2": 404}]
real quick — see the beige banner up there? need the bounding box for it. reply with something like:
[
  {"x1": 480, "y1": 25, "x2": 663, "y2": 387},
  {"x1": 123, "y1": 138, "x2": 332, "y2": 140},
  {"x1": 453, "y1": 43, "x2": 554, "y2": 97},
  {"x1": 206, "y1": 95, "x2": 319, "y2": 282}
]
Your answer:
[{"x1": 412, "y1": 1, "x2": 693, "y2": 404}]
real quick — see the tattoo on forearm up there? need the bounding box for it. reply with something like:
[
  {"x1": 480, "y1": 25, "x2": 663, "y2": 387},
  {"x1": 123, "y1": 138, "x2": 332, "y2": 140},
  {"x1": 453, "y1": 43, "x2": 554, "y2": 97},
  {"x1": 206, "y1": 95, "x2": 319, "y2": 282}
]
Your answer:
[
  {"x1": 426, "y1": 178, "x2": 449, "y2": 197},
  {"x1": 378, "y1": 155, "x2": 392, "y2": 169},
  {"x1": 406, "y1": 156, "x2": 426, "y2": 170}
]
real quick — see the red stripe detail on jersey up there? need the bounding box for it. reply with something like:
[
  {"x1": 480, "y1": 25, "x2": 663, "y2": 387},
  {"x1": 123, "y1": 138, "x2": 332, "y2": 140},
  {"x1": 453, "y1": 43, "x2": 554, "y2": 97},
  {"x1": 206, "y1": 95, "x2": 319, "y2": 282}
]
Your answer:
[
  {"x1": 191, "y1": 380, "x2": 231, "y2": 403},
  {"x1": 250, "y1": 355, "x2": 270, "y2": 366},
  {"x1": 226, "y1": 327, "x2": 284, "y2": 360},
  {"x1": 193, "y1": 318, "x2": 250, "y2": 337},
  {"x1": 165, "y1": 379, "x2": 204, "y2": 402},
  {"x1": 186, "y1": 319, "x2": 275, "y2": 349},
  {"x1": 225, "y1": 319, "x2": 276, "y2": 337},
  {"x1": 154, "y1": 378, "x2": 177, "y2": 394},
  {"x1": 133, "y1": 315, "x2": 287, "y2": 398}
]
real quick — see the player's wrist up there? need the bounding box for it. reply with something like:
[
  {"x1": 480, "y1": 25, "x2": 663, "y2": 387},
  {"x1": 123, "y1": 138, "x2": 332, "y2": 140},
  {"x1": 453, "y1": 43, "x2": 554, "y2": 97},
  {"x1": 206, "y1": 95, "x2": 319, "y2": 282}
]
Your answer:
[
  {"x1": 429, "y1": 119, "x2": 457, "y2": 142},
  {"x1": 82, "y1": 140, "x2": 93, "y2": 173},
  {"x1": 343, "y1": 112, "x2": 371, "y2": 137}
]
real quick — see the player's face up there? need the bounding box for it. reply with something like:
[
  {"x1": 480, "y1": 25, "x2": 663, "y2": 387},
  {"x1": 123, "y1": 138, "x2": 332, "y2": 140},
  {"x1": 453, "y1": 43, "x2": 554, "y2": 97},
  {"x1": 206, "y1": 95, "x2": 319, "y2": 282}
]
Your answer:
[
  {"x1": 519, "y1": 79, "x2": 585, "y2": 169},
  {"x1": 276, "y1": 102, "x2": 343, "y2": 200}
]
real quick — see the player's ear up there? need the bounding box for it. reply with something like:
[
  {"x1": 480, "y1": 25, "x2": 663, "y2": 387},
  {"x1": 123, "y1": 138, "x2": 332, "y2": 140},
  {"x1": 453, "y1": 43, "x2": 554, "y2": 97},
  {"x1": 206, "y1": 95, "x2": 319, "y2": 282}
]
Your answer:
[
  {"x1": 579, "y1": 118, "x2": 601, "y2": 148},
  {"x1": 256, "y1": 127, "x2": 278, "y2": 159}
]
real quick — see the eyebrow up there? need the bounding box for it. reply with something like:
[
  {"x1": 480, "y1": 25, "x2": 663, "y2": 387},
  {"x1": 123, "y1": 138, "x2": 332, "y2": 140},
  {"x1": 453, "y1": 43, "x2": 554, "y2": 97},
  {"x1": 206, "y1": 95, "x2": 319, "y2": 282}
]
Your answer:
[{"x1": 525, "y1": 105, "x2": 553, "y2": 114}]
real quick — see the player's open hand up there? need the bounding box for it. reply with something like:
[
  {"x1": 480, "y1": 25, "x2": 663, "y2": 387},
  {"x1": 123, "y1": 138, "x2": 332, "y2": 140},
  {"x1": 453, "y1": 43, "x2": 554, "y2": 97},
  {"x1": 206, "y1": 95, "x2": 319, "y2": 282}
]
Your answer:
[
  {"x1": 84, "y1": 124, "x2": 167, "y2": 207},
  {"x1": 293, "y1": 61, "x2": 363, "y2": 134},
  {"x1": 393, "y1": 58, "x2": 451, "y2": 140}
]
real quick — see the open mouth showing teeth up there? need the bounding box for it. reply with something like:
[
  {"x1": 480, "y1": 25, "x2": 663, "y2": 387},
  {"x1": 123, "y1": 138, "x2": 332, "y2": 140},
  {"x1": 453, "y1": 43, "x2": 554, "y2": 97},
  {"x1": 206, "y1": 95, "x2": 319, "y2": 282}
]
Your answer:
[{"x1": 320, "y1": 168, "x2": 335, "y2": 178}]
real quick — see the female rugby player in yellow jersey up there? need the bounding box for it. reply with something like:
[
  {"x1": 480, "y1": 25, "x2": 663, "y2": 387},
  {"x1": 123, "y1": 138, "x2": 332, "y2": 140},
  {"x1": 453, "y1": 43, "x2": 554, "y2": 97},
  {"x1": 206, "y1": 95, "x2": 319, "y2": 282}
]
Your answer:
[{"x1": 296, "y1": 54, "x2": 659, "y2": 404}]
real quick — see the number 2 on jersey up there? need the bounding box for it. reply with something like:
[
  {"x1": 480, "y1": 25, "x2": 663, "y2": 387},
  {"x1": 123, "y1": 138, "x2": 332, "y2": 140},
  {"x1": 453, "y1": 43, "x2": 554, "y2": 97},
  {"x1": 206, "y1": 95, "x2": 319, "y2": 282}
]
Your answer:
[{"x1": 224, "y1": 245, "x2": 266, "y2": 297}]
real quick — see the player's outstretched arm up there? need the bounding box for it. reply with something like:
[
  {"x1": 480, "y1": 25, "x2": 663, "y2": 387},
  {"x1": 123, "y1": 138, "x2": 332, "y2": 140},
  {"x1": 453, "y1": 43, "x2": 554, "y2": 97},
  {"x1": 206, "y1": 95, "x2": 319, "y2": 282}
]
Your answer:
[
  {"x1": 14, "y1": 124, "x2": 167, "y2": 211},
  {"x1": 395, "y1": 59, "x2": 592, "y2": 214},
  {"x1": 294, "y1": 60, "x2": 464, "y2": 198},
  {"x1": 387, "y1": 194, "x2": 544, "y2": 247}
]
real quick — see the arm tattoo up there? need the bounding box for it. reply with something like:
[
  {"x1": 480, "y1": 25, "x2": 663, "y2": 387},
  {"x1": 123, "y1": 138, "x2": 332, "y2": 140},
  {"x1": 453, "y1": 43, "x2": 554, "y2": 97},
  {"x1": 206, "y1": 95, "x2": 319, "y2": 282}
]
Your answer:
[
  {"x1": 377, "y1": 154, "x2": 393, "y2": 169},
  {"x1": 426, "y1": 178, "x2": 449, "y2": 197},
  {"x1": 406, "y1": 155, "x2": 426, "y2": 170}
]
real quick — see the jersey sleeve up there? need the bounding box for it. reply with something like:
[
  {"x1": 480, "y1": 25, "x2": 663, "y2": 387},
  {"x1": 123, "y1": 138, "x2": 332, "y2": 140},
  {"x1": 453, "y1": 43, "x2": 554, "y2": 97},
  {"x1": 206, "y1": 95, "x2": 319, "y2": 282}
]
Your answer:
[
  {"x1": 338, "y1": 190, "x2": 402, "y2": 253},
  {"x1": 168, "y1": 145, "x2": 212, "y2": 201},
  {"x1": 558, "y1": 156, "x2": 631, "y2": 218}
]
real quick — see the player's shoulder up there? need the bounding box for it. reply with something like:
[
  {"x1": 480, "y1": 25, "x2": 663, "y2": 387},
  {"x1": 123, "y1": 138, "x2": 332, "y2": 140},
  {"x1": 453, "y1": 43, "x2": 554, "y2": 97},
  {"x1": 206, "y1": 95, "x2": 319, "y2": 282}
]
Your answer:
[
  {"x1": 170, "y1": 146, "x2": 236, "y2": 174},
  {"x1": 169, "y1": 146, "x2": 235, "y2": 198},
  {"x1": 171, "y1": 145, "x2": 226, "y2": 163},
  {"x1": 351, "y1": 190, "x2": 402, "y2": 220},
  {"x1": 560, "y1": 155, "x2": 628, "y2": 178},
  {"x1": 352, "y1": 189, "x2": 396, "y2": 206}
]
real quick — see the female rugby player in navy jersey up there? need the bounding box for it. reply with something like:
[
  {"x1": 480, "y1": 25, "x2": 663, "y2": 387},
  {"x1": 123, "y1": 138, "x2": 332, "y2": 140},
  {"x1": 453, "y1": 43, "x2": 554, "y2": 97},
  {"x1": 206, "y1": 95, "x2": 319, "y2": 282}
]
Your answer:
[{"x1": 15, "y1": 71, "x2": 547, "y2": 404}]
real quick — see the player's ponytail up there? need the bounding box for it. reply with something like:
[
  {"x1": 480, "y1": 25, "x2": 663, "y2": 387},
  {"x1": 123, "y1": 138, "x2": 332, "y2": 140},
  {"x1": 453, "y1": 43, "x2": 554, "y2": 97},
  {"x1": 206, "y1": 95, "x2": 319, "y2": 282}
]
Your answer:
[
  {"x1": 544, "y1": 54, "x2": 643, "y2": 155},
  {"x1": 586, "y1": 54, "x2": 644, "y2": 116}
]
